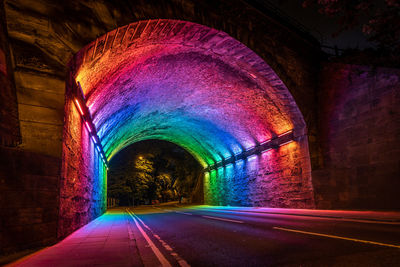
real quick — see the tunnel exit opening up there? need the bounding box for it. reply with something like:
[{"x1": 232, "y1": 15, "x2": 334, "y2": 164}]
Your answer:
[
  {"x1": 107, "y1": 139, "x2": 203, "y2": 207},
  {"x1": 59, "y1": 19, "x2": 315, "y2": 239}
]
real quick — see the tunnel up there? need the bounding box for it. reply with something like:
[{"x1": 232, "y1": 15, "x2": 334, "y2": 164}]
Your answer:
[{"x1": 60, "y1": 19, "x2": 315, "y2": 238}]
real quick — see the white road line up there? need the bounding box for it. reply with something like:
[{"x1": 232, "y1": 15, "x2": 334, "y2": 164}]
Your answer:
[
  {"x1": 273, "y1": 226, "x2": 400, "y2": 249},
  {"x1": 175, "y1": 211, "x2": 193, "y2": 216},
  {"x1": 128, "y1": 209, "x2": 190, "y2": 267},
  {"x1": 202, "y1": 215, "x2": 244, "y2": 224},
  {"x1": 126, "y1": 209, "x2": 172, "y2": 267},
  {"x1": 194, "y1": 208, "x2": 400, "y2": 225}
]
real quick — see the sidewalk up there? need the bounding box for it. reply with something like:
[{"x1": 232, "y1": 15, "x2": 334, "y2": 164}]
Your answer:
[
  {"x1": 7, "y1": 209, "x2": 142, "y2": 267},
  {"x1": 185, "y1": 205, "x2": 400, "y2": 223}
]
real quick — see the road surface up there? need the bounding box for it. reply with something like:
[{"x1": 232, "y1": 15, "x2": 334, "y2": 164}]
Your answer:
[
  {"x1": 127, "y1": 205, "x2": 400, "y2": 266},
  {"x1": 9, "y1": 205, "x2": 400, "y2": 266}
]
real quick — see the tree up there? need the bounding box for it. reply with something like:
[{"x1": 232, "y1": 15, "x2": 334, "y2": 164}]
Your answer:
[
  {"x1": 156, "y1": 173, "x2": 174, "y2": 202},
  {"x1": 303, "y1": 0, "x2": 400, "y2": 54},
  {"x1": 108, "y1": 140, "x2": 203, "y2": 206}
]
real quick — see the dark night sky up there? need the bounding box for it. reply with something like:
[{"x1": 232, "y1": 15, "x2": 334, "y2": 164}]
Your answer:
[{"x1": 267, "y1": 0, "x2": 372, "y2": 50}]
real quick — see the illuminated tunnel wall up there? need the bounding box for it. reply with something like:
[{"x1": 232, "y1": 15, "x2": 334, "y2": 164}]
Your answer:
[{"x1": 60, "y1": 19, "x2": 315, "y2": 238}]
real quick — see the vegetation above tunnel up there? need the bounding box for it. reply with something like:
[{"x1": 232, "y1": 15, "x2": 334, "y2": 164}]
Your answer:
[{"x1": 108, "y1": 140, "x2": 203, "y2": 206}]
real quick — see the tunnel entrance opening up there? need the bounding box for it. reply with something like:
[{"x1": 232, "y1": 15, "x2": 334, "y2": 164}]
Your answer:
[
  {"x1": 59, "y1": 19, "x2": 315, "y2": 239},
  {"x1": 107, "y1": 139, "x2": 203, "y2": 207}
]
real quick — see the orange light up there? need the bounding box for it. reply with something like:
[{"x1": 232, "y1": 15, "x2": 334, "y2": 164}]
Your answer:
[
  {"x1": 74, "y1": 99, "x2": 84, "y2": 116},
  {"x1": 277, "y1": 130, "x2": 293, "y2": 137},
  {"x1": 279, "y1": 140, "x2": 294, "y2": 147}
]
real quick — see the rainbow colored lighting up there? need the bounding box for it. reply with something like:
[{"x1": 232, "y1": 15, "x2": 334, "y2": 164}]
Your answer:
[
  {"x1": 205, "y1": 129, "x2": 295, "y2": 171},
  {"x1": 62, "y1": 20, "x2": 315, "y2": 217},
  {"x1": 74, "y1": 95, "x2": 109, "y2": 168},
  {"x1": 74, "y1": 24, "x2": 301, "y2": 169}
]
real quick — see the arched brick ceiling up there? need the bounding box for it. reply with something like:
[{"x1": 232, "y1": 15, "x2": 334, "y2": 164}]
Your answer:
[{"x1": 72, "y1": 20, "x2": 305, "y2": 167}]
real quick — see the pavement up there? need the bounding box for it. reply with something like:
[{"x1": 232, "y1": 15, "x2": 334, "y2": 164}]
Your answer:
[
  {"x1": 7, "y1": 210, "x2": 142, "y2": 267},
  {"x1": 7, "y1": 205, "x2": 400, "y2": 266}
]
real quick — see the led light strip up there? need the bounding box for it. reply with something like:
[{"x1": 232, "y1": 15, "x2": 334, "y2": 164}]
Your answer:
[
  {"x1": 205, "y1": 130, "x2": 294, "y2": 172},
  {"x1": 73, "y1": 82, "x2": 109, "y2": 169}
]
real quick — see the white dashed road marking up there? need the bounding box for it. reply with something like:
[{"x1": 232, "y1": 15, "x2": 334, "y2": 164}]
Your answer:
[
  {"x1": 127, "y1": 208, "x2": 190, "y2": 267},
  {"x1": 201, "y1": 215, "x2": 244, "y2": 224}
]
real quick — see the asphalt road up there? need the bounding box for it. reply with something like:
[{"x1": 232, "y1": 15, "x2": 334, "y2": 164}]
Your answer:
[{"x1": 127, "y1": 205, "x2": 400, "y2": 267}]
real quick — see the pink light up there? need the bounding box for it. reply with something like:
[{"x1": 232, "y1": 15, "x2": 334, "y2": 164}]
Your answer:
[
  {"x1": 278, "y1": 130, "x2": 293, "y2": 137},
  {"x1": 85, "y1": 121, "x2": 92, "y2": 133},
  {"x1": 250, "y1": 73, "x2": 257, "y2": 78},
  {"x1": 261, "y1": 148, "x2": 272, "y2": 153},
  {"x1": 260, "y1": 139, "x2": 271, "y2": 145},
  {"x1": 279, "y1": 140, "x2": 294, "y2": 147},
  {"x1": 74, "y1": 99, "x2": 85, "y2": 116}
]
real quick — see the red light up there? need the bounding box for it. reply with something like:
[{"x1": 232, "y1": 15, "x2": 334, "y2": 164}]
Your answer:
[{"x1": 74, "y1": 99, "x2": 84, "y2": 116}]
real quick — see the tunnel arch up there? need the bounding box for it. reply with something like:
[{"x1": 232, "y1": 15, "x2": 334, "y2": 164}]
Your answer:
[{"x1": 60, "y1": 19, "x2": 315, "y2": 238}]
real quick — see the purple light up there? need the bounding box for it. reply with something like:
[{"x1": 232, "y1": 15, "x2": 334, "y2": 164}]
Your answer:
[{"x1": 91, "y1": 135, "x2": 97, "y2": 145}]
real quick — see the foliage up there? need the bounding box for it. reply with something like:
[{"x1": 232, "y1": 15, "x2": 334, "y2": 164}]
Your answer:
[
  {"x1": 303, "y1": 0, "x2": 400, "y2": 53},
  {"x1": 107, "y1": 141, "x2": 202, "y2": 206}
]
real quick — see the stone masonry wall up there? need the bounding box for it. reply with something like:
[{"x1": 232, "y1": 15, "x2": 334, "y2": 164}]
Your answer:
[
  {"x1": 313, "y1": 63, "x2": 400, "y2": 210},
  {"x1": 0, "y1": 0, "x2": 322, "y2": 255},
  {"x1": 4, "y1": 0, "x2": 321, "y2": 167},
  {"x1": 0, "y1": 0, "x2": 20, "y2": 146},
  {"x1": 58, "y1": 78, "x2": 107, "y2": 239},
  {"x1": 0, "y1": 147, "x2": 60, "y2": 255},
  {"x1": 205, "y1": 135, "x2": 315, "y2": 208}
]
